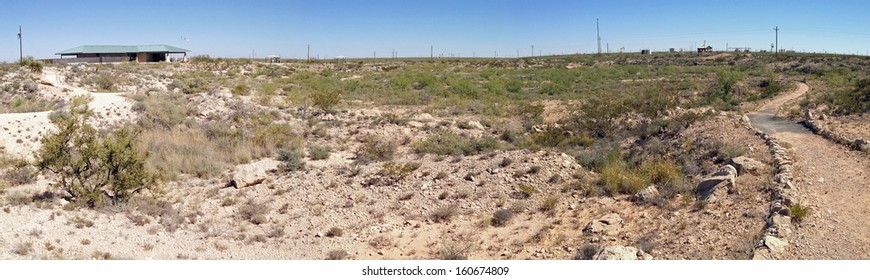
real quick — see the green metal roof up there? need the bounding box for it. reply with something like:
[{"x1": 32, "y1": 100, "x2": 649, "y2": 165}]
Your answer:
[{"x1": 55, "y1": 45, "x2": 190, "y2": 55}]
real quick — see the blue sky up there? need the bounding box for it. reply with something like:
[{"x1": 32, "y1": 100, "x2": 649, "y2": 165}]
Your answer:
[{"x1": 1, "y1": 0, "x2": 869, "y2": 62}]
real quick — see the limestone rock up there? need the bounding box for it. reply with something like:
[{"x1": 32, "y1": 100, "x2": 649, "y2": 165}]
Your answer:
[
  {"x1": 414, "y1": 113, "x2": 435, "y2": 122},
  {"x1": 632, "y1": 185, "x2": 660, "y2": 204},
  {"x1": 583, "y1": 213, "x2": 623, "y2": 236},
  {"x1": 593, "y1": 246, "x2": 653, "y2": 260},
  {"x1": 466, "y1": 120, "x2": 485, "y2": 130},
  {"x1": 730, "y1": 156, "x2": 766, "y2": 176},
  {"x1": 763, "y1": 235, "x2": 788, "y2": 253},
  {"x1": 225, "y1": 159, "x2": 281, "y2": 188},
  {"x1": 697, "y1": 165, "x2": 737, "y2": 200}
]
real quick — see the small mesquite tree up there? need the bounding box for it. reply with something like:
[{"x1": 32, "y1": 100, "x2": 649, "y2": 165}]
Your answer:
[{"x1": 35, "y1": 98, "x2": 157, "y2": 208}]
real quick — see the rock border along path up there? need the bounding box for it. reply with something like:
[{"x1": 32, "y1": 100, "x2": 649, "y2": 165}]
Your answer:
[{"x1": 800, "y1": 110, "x2": 869, "y2": 153}]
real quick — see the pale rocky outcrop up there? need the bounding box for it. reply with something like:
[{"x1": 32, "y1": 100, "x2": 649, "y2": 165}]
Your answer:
[
  {"x1": 583, "y1": 213, "x2": 623, "y2": 236},
  {"x1": 593, "y1": 246, "x2": 653, "y2": 260},
  {"x1": 696, "y1": 165, "x2": 737, "y2": 200},
  {"x1": 730, "y1": 156, "x2": 766, "y2": 176},
  {"x1": 632, "y1": 185, "x2": 660, "y2": 204},
  {"x1": 225, "y1": 159, "x2": 282, "y2": 188}
]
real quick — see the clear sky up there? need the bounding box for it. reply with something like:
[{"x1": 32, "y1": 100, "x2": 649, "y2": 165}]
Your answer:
[{"x1": 1, "y1": 0, "x2": 869, "y2": 62}]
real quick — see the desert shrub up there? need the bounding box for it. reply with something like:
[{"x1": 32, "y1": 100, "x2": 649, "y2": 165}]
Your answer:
[
  {"x1": 491, "y1": 209, "x2": 513, "y2": 227},
  {"x1": 413, "y1": 72, "x2": 438, "y2": 89},
  {"x1": 35, "y1": 99, "x2": 157, "y2": 208},
  {"x1": 831, "y1": 78, "x2": 870, "y2": 114},
  {"x1": 231, "y1": 83, "x2": 250, "y2": 95},
  {"x1": 708, "y1": 140, "x2": 748, "y2": 162},
  {"x1": 438, "y1": 240, "x2": 473, "y2": 260},
  {"x1": 12, "y1": 242, "x2": 32, "y2": 256},
  {"x1": 139, "y1": 127, "x2": 226, "y2": 178},
  {"x1": 308, "y1": 145, "x2": 331, "y2": 160},
  {"x1": 238, "y1": 199, "x2": 270, "y2": 225},
  {"x1": 169, "y1": 73, "x2": 212, "y2": 94},
  {"x1": 598, "y1": 159, "x2": 649, "y2": 195},
  {"x1": 540, "y1": 196, "x2": 558, "y2": 212},
  {"x1": 699, "y1": 70, "x2": 743, "y2": 110},
  {"x1": 431, "y1": 204, "x2": 458, "y2": 223},
  {"x1": 132, "y1": 93, "x2": 196, "y2": 130},
  {"x1": 788, "y1": 203, "x2": 810, "y2": 223},
  {"x1": 21, "y1": 57, "x2": 43, "y2": 73},
  {"x1": 505, "y1": 78, "x2": 523, "y2": 93},
  {"x1": 525, "y1": 129, "x2": 594, "y2": 150},
  {"x1": 2, "y1": 161, "x2": 36, "y2": 186},
  {"x1": 356, "y1": 135, "x2": 396, "y2": 162},
  {"x1": 446, "y1": 76, "x2": 478, "y2": 98},
  {"x1": 326, "y1": 250, "x2": 349, "y2": 260},
  {"x1": 517, "y1": 184, "x2": 535, "y2": 198},
  {"x1": 326, "y1": 227, "x2": 343, "y2": 237},
  {"x1": 574, "y1": 243, "x2": 600, "y2": 260},
  {"x1": 310, "y1": 90, "x2": 341, "y2": 111},
  {"x1": 413, "y1": 130, "x2": 501, "y2": 156},
  {"x1": 758, "y1": 72, "x2": 785, "y2": 99},
  {"x1": 498, "y1": 157, "x2": 513, "y2": 167},
  {"x1": 277, "y1": 149, "x2": 306, "y2": 172}
]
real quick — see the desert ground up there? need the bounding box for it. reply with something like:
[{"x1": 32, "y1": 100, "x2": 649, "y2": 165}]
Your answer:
[{"x1": 0, "y1": 52, "x2": 867, "y2": 260}]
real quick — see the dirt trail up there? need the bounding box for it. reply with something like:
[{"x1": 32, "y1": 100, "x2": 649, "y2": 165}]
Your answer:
[
  {"x1": 748, "y1": 82, "x2": 870, "y2": 259},
  {"x1": 0, "y1": 68, "x2": 132, "y2": 159}
]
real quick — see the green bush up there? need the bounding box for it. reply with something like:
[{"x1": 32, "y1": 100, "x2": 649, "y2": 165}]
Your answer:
[
  {"x1": 3, "y1": 160, "x2": 36, "y2": 186},
  {"x1": 308, "y1": 145, "x2": 331, "y2": 160},
  {"x1": 788, "y1": 203, "x2": 811, "y2": 223},
  {"x1": 310, "y1": 90, "x2": 341, "y2": 111},
  {"x1": 517, "y1": 184, "x2": 535, "y2": 198},
  {"x1": 413, "y1": 130, "x2": 500, "y2": 156},
  {"x1": 231, "y1": 83, "x2": 250, "y2": 95},
  {"x1": 357, "y1": 135, "x2": 396, "y2": 162},
  {"x1": 831, "y1": 78, "x2": 870, "y2": 114},
  {"x1": 491, "y1": 209, "x2": 513, "y2": 227},
  {"x1": 35, "y1": 99, "x2": 157, "y2": 208},
  {"x1": 20, "y1": 57, "x2": 43, "y2": 73},
  {"x1": 431, "y1": 204, "x2": 458, "y2": 223},
  {"x1": 277, "y1": 149, "x2": 305, "y2": 172}
]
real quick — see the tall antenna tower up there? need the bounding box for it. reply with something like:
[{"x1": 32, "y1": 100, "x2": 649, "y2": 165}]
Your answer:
[
  {"x1": 18, "y1": 25, "x2": 23, "y2": 65},
  {"x1": 774, "y1": 26, "x2": 779, "y2": 54},
  {"x1": 596, "y1": 19, "x2": 601, "y2": 54}
]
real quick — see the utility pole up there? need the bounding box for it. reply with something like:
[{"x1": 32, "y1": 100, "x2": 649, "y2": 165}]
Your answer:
[
  {"x1": 774, "y1": 26, "x2": 779, "y2": 54},
  {"x1": 516, "y1": 49, "x2": 519, "y2": 58},
  {"x1": 18, "y1": 25, "x2": 23, "y2": 65},
  {"x1": 531, "y1": 45, "x2": 534, "y2": 57},
  {"x1": 596, "y1": 18, "x2": 601, "y2": 55},
  {"x1": 307, "y1": 44, "x2": 310, "y2": 61},
  {"x1": 430, "y1": 45, "x2": 433, "y2": 59},
  {"x1": 606, "y1": 43, "x2": 609, "y2": 54}
]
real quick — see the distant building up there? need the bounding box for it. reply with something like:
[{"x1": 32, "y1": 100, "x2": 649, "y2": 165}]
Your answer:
[
  {"x1": 697, "y1": 42, "x2": 713, "y2": 53},
  {"x1": 641, "y1": 49, "x2": 651, "y2": 54},
  {"x1": 54, "y1": 45, "x2": 190, "y2": 63}
]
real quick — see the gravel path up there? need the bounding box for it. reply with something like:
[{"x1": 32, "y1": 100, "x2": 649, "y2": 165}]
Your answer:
[{"x1": 748, "y1": 82, "x2": 870, "y2": 259}]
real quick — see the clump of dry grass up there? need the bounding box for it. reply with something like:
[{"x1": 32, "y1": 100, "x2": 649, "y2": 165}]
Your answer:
[{"x1": 238, "y1": 199, "x2": 270, "y2": 225}]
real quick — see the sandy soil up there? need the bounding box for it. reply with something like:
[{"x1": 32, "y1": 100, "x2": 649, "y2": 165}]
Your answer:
[{"x1": 0, "y1": 68, "x2": 132, "y2": 159}]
